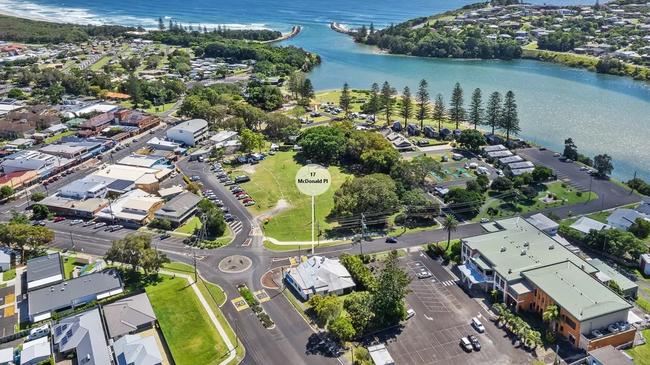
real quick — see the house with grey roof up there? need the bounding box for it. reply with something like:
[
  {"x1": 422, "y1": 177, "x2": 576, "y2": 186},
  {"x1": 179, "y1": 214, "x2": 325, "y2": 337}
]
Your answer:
[
  {"x1": 526, "y1": 213, "x2": 559, "y2": 235},
  {"x1": 285, "y1": 256, "x2": 355, "y2": 300},
  {"x1": 102, "y1": 293, "x2": 157, "y2": 339},
  {"x1": 26, "y1": 252, "x2": 64, "y2": 291},
  {"x1": 52, "y1": 308, "x2": 112, "y2": 365},
  {"x1": 570, "y1": 217, "x2": 612, "y2": 234},
  {"x1": 113, "y1": 334, "x2": 163, "y2": 365},
  {"x1": 0, "y1": 247, "x2": 12, "y2": 272},
  {"x1": 153, "y1": 191, "x2": 202, "y2": 226},
  {"x1": 588, "y1": 259, "x2": 638, "y2": 299},
  {"x1": 20, "y1": 337, "x2": 52, "y2": 365},
  {"x1": 607, "y1": 208, "x2": 649, "y2": 230},
  {"x1": 28, "y1": 269, "x2": 123, "y2": 322}
]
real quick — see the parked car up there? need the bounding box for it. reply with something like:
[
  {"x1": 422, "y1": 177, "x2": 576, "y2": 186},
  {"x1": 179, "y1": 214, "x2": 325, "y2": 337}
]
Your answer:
[
  {"x1": 224, "y1": 214, "x2": 235, "y2": 222},
  {"x1": 229, "y1": 185, "x2": 240, "y2": 191},
  {"x1": 607, "y1": 323, "x2": 620, "y2": 333},
  {"x1": 82, "y1": 220, "x2": 95, "y2": 227},
  {"x1": 417, "y1": 271, "x2": 432, "y2": 279},
  {"x1": 69, "y1": 219, "x2": 84, "y2": 225},
  {"x1": 190, "y1": 175, "x2": 201, "y2": 181},
  {"x1": 234, "y1": 175, "x2": 250, "y2": 183},
  {"x1": 460, "y1": 337, "x2": 473, "y2": 352},
  {"x1": 53, "y1": 216, "x2": 66, "y2": 222},
  {"x1": 468, "y1": 335, "x2": 481, "y2": 351},
  {"x1": 406, "y1": 308, "x2": 416, "y2": 320},
  {"x1": 244, "y1": 200, "x2": 256, "y2": 206},
  {"x1": 159, "y1": 233, "x2": 171, "y2": 240},
  {"x1": 94, "y1": 222, "x2": 107, "y2": 229},
  {"x1": 28, "y1": 324, "x2": 50, "y2": 341},
  {"x1": 220, "y1": 206, "x2": 230, "y2": 213},
  {"x1": 33, "y1": 221, "x2": 46, "y2": 226},
  {"x1": 471, "y1": 317, "x2": 485, "y2": 333},
  {"x1": 236, "y1": 194, "x2": 250, "y2": 200},
  {"x1": 385, "y1": 236, "x2": 398, "y2": 243}
]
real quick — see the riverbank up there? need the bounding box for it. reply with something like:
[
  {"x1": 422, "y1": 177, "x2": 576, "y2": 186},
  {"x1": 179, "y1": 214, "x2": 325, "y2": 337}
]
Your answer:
[{"x1": 260, "y1": 25, "x2": 301, "y2": 44}]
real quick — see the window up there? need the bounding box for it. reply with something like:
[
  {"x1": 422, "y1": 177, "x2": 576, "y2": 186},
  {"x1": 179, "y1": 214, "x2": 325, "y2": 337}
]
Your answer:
[{"x1": 564, "y1": 316, "x2": 576, "y2": 330}]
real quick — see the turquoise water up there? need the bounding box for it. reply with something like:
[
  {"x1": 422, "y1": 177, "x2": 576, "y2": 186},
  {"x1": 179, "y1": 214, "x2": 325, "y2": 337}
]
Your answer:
[{"x1": 3, "y1": 0, "x2": 650, "y2": 181}]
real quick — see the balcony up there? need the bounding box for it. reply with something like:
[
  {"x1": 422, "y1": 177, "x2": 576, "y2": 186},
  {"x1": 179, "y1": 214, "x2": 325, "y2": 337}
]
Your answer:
[{"x1": 581, "y1": 322, "x2": 636, "y2": 351}]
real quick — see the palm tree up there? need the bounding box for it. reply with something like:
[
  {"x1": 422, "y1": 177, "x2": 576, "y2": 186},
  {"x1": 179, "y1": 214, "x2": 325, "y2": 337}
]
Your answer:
[
  {"x1": 542, "y1": 304, "x2": 559, "y2": 332},
  {"x1": 493, "y1": 303, "x2": 507, "y2": 327},
  {"x1": 522, "y1": 329, "x2": 542, "y2": 351},
  {"x1": 442, "y1": 215, "x2": 458, "y2": 252}
]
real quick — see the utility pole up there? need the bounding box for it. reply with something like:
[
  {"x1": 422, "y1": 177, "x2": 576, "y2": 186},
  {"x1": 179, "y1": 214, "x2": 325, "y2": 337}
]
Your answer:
[
  {"x1": 360, "y1": 213, "x2": 367, "y2": 256},
  {"x1": 587, "y1": 174, "x2": 593, "y2": 202},
  {"x1": 192, "y1": 250, "x2": 198, "y2": 283},
  {"x1": 69, "y1": 231, "x2": 76, "y2": 253}
]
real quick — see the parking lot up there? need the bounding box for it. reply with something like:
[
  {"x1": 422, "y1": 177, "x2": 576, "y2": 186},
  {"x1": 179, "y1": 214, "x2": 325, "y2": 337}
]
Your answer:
[{"x1": 375, "y1": 252, "x2": 530, "y2": 365}]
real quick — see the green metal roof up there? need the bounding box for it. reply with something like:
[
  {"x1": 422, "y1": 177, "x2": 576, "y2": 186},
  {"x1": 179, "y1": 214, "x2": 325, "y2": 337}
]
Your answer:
[
  {"x1": 588, "y1": 259, "x2": 638, "y2": 293},
  {"x1": 463, "y1": 217, "x2": 596, "y2": 282},
  {"x1": 471, "y1": 256, "x2": 492, "y2": 272},
  {"x1": 521, "y1": 261, "x2": 631, "y2": 322}
]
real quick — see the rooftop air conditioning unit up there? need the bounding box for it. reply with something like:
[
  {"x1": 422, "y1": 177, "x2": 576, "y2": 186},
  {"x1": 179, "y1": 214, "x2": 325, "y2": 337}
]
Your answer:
[
  {"x1": 500, "y1": 246, "x2": 507, "y2": 252},
  {"x1": 520, "y1": 249, "x2": 527, "y2": 255}
]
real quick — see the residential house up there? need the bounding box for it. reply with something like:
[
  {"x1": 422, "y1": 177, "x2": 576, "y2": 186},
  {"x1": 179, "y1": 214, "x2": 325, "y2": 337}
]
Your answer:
[
  {"x1": 285, "y1": 256, "x2": 355, "y2": 300},
  {"x1": 588, "y1": 259, "x2": 638, "y2": 299},
  {"x1": 0, "y1": 105, "x2": 60, "y2": 139},
  {"x1": 570, "y1": 217, "x2": 612, "y2": 234},
  {"x1": 607, "y1": 208, "x2": 649, "y2": 230},
  {"x1": 102, "y1": 293, "x2": 157, "y2": 339},
  {"x1": 28, "y1": 269, "x2": 123, "y2": 322},
  {"x1": 52, "y1": 308, "x2": 112, "y2": 365},
  {"x1": 20, "y1": 337, "x2": 51, "y2": 365},
  {"x1": 586, "y1": 345, "x2": 634, "y2": 365},
  {"x1": 113, "y1": 334, "x2": 163, "y2": 365},
  {"x1": 26, "y1": 252, "x2": 64, "y2": 291}
]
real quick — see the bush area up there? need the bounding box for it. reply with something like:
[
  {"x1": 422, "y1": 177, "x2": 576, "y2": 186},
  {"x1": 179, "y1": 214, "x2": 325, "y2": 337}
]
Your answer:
[
  {"x1": 238, "y1": 285, "x2": 274, "y2": 328},
  {"x1": 0, "y1": 14, "x2": 131, "y2": 43}
]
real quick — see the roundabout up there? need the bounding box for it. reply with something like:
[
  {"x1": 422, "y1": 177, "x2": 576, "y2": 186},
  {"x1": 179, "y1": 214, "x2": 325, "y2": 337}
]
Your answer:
[{"x1": 218, "y1": 254, "x2": 253, "y2": 273}]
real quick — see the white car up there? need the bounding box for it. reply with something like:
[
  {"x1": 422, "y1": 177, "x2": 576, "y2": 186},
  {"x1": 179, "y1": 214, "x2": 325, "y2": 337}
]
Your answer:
[
  {"x1": 69, "y1": 219, "x2": 83, "y2": 225},
  {"x1": 406, "y1": 308, "x2": 416, "y2": 319},
  {"x1": 471, "y1": 317, "x2": 485, "y2": 333},
  {"x1": 28, "y1": 324, "x2": 50, "y2": 340}
]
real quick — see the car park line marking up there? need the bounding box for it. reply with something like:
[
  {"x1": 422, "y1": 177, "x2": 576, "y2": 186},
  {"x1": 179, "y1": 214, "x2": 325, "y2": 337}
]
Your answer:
[{"x1": 424, "y1": 314, "x2": 433, "y2": 321}]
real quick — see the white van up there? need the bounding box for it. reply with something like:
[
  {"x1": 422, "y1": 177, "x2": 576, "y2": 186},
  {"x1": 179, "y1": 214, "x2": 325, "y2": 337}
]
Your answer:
[
  {"x1": 471, "y1": 317, "x2": 485, "y2": 333},
  {"x1": 477, "y1": 166, "x2": 489, "y2": 175},
  {"x1": 28, "y1": 324, "x2": 50, "y2": 340},
  {"x1": 406, "y1": 308, "x2": 416, "y2": 320}
]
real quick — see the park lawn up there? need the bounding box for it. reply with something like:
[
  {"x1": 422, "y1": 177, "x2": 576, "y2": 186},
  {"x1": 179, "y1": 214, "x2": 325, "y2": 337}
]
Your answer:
[
  {"x1": 475, "y1": 182, "x2": 597, "y2": 221},
  {"x1": 89, "y1": 55, "x2": 112, "y2": 71},
  {"x1": 162, "y1": 262, "x2": 196, "y2": 273},
  {"x1": 626, "y1": 329, "x2": 650, "y2": 365},
  {"x1": 162, "y1": 261, "x2": 227, "y2": 307},
  {"x1": 44, "y1": 130, "x2": 75, "y2": 144},
  {"x1": 146, "y1": 275, "x2": 228, "y2": 365},
  {"x1": 146, "y1": 102, "x2": 177, "y2": 114},
  {"x1": 2, "y1": 268, "x2": 15, "y2": 281},
  {"x1": 237, "y1": 151, "x2": 351, "y2": 241},
  {"x1": 174, "y1": 216, "x2": 201, "y2": 234},
  {"x1": 63, "y1": 256, "x2": 77, "y2": 279}
]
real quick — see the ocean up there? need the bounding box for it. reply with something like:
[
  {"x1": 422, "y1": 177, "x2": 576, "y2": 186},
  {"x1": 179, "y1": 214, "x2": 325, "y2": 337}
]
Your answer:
[{"x1": 2, "y1": 0, "x2": 650, "y2": 181}]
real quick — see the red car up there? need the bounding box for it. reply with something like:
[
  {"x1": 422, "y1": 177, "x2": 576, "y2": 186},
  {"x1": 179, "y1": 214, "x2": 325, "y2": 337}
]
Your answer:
[{"x1": 53, "y1": 216, "x2": 66, "y2": 222}]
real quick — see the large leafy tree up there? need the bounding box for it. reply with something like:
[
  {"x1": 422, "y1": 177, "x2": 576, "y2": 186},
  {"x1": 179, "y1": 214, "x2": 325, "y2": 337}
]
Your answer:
[
  {"x1": 240, "y1": 128, "x2": 265, "y2": 153},
  {"x1": 468, "y1": 88, "x2": 484, "y2": 129},
  {"x1": 371, "y1": 251, "x2": 412, "y2": 327},
  {"x1": 416, "y1": 79, "x2": 430, "y2": 130},
  {"x1": 563, "y1": 138, "x2": 579, "y2": 161},
  {"x1": 390, "y1": 155, "x2": 441, "y2": 190},
  {"x1": 298, "y1": 126, "x2": 347, "y2": 164},
  {"x1": 197, "y1": 199, "x2": 227, "y2": 238},
  {"x1": 0, "y1": 223, "x2": 53, "y2": 263},
  {"x1": 308, "y1": 294, "x2": 342, "y2": 326},
  {"x1": 593, "y1": 154, "x2": 613, "y2": 177},
  {"x1": 457, "y1": 129, "x2": 485, "y2": 152},
  {"x1": 105, "y1": 233, "x2": 169, "y2": 274},
  {"x1": 499, "y1": 90, "x2": 520, "y2": 142},
  {"x1": 400, "y1": 86, "x2": 413, "y2": 125},
  {"x1": 366, "y1": 83, "x2": 381, "y2": 121},
  {"x1": 332, "y1": 173, "x2": 399, "y2": 216},
  {"x1": 449, "y1": 82, "x2": 465, "y2": 129},
  {"x1": 343, "y1": 291, "x2": 374, "y2": 334},
  {"x1": 328, "y1": 315, "x2": 356, "y2": 341}
]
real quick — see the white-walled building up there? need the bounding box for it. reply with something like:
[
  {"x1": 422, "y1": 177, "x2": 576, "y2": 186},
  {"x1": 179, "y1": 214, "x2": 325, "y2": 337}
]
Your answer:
[{"x1": 166, "y1": 119, "x2": 208, "y2": 146}]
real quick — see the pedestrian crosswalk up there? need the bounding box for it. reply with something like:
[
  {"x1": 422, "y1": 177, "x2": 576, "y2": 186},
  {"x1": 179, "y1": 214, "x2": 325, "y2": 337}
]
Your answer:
[
  {"x1": 229, "y1": 220, "x2": 243, "y2": 235},
  {"x1": 439, "y1": 280, "x2": 458, "y2": 287}
]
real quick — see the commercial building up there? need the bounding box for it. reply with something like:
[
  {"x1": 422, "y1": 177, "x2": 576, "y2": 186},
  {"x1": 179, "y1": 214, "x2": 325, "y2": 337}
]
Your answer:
[
  {"x1": 39, "y1": 139, "x2": 106, "y2": 159},
  {"x1": 40, "y1": 194, "x2": 109, "y2": 218},
  {"x1": 285, "y1": 256, "x2": 355, "y2": 300},
  {"x1": 459, "y1": 218, "x2": 634, "y2": 351},
  {"x1": 526, "y1": 213, "x2": 559, "y2": 236},
  {"x1": 102, "y1": 293, "x2": 157, "y2": 339},
  {"x1": 28, "y1": 269, "x2": 123, "y2": 322},
  {"x1": 79, "y1": 112, "x2": 114, "y2": 137},
  {"x1": 115, "y1": 109, "x2": 160, "y2": 131},
  {"x1": 117, "y1": 154, "x2": 169, "y2": 169},
  {"x1": 52, "y1": 308, "x2": 112, "y2": 365},
  {"x1": 92, "y1": 164, "x2": 172, "y2": 194},
  {"x1": 0, "y1": 170, "x2": 38, "y2": 190},
  {"x1": 96, "y1": 189, "x2": 164, "y2": 226},
  {"x1": 26, "y1": 253, "x2": 64, "y2": 291},
  {"x1": 0, "y1": 150, "x2": 72, "y2": 177},
  {"x1": 146, "y1": 137, "x2": 185, "y2": 153},
  {"x1": 153, "y1": 191, "x2": 202, "y2": 226},
  {"x1": 166, "y1": 119, "x2": 208, "y2": 146},
  {"x1": 58, "y1": 177, "x2": 110, "y2": 200}
]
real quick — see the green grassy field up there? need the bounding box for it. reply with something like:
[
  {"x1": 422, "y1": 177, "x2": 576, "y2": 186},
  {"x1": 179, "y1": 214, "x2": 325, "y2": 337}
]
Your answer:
[
  {"x1": 146, "y1": 275, "x2": 228, "y2": 365},
  {"x1": 476, "y1": 182, "x2": 596, "y2": 221},
  {"x1": 63, "y1": 256, "x2": 77, "y2": 279},
  {"x1": 627, "y1": 329, "x2": 650, "y2": 365},
  {"x1": 44, "y1": 130, "x2": 75, "y2": 144},
  {"x1": 174, "y1": 216, "x2": 201, "y2": 234},
  {"x1": 89, "y1": 55, "x2": 112, "y2": 71},
  {"x1": 2, "y1": 269, "x2": 15, "y2": 281},
  {"x1": 237, "y1": 151, "x2": 351, "y2": 241},
  {"x1": 263, "y1": 240, "x2": 348, "y2": 252}
]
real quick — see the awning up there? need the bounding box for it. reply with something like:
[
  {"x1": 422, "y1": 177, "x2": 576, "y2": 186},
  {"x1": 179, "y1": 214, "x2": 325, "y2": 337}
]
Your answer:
[{"x1": 458, "y1": 264, "x2": 487, "y2": 284}]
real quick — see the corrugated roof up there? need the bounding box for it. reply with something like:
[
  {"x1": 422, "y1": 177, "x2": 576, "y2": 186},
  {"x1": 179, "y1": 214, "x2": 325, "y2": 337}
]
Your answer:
[
  {"x1": 588, "y1": 259, "x2": 638, "y2": 292},
  {"x1": 103, "y1": 293, "x2": 157, "y2": 339},
  {"x1": 26, "y1": 253, "x2": 63, "y2": 286},
  {"x1": 521, "y1": 261, "x2": 631, "y2": 322},
  {"x1": 52, "y1": 308, "x2": 112, "y2": 365}
]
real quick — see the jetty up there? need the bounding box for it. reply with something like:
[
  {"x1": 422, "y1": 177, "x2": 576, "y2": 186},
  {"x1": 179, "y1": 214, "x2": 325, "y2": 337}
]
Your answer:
[
  {"x1": 261, "y1": 25, "x2": 302, "y2": 43},
  {"x1": 330, "y1": 22, "x2": 356, "y2": 35}
]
